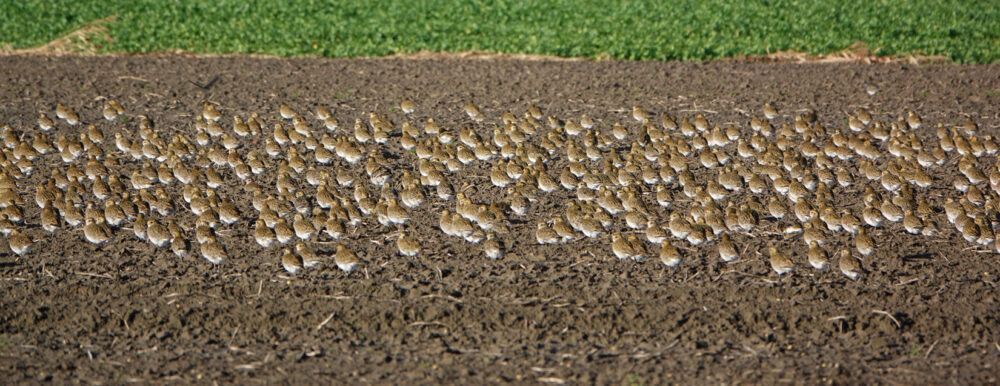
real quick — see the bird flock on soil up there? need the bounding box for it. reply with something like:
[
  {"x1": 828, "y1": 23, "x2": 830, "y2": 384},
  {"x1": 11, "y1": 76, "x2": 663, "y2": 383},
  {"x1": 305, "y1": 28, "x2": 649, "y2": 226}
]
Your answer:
[{"x1": 1, "y1": 96, "x2": 996, "y2": 280}]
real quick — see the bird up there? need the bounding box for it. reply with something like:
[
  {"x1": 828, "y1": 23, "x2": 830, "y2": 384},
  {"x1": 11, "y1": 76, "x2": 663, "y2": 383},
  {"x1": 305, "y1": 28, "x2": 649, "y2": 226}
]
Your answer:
[
  {"x1": 693, "y1": 114, "x2": 709, "y2": 131},
  {"x1": 41, "y1": 206, "x2": 60, "y2": 232},
  {"x1": 527, "y1": 104, "x2": 543, "y2": 119},
  {"x1": 551, "y1": 217, "x2": 578, "y2": 242},
  {"x1": 400, "y1": 185, "x2": 425, "y2": 209},
  {"x1": 87, "y1": 125, "x2": 104, "y2": 144},
  {"x1": 83, "y1": 218, "x2": 111, "y2": 244},
  {"x1": 627, "y1": 234, "x2": 645, "y2": 262},
  {"x1": 253, "y1": 219, "x2": 276, "y2": 248},
  {"x1": 578, "y1": 215, "x2": 603, "y2": 239},
  {"x1": 334, "y1": 244, "x2": 360, "y2": 272},
  {"x1": 718, "y1": 234, "x2": 738, "y2": 262},
  {"x1": 274, "y1": 218, "x2": 296, "y2": 244},
  {"x1": 147, "y1": 219, "x2": 171, "y2": 247},
  {"x1": 612, "y1": 122, "x2": 628, "y2": 140},
  {"x1": 315, "y1": 104, "x2": 332, "y2": 121},
  {"x1": 611, "y1": 234, "x2": 634, "y2": 260},
  {"x1": 902, "y1": 209, "x2": 923, "y2": 234},
  {"x1": 202, "y1": 102, "x2": 222, "y2": 122},
  {"x1": 396, "y1": 232, "x2": 421, "y2": 257},
  {"x1": 296, "y1": 242, "x2": 322, "y2": 268},
  {"x1": 802, "y1": 221, "x2": 825, "y2": 246},
  {"x1": 324, "y1": 217, "x2": 345, "y2": 239},
  {"x1": 508, "y1": 192, "x2": 529, "y2": 215},
  {"x1": 353, "y1": 118, "x2": 372, "y2": 143},
  {"x1": 194, "y1": 221, "x2": 214, "y2": 244},
  {"x1": 7, "y1": 230, "x2": 32, "y2": 256},
  {"x1": 279, "y1": 103, "x2": 297, "y2": 119},
  {"x1": 200, "y1": 235, "x2": 227, "y2": 265},
  {"x1": 37, "y1": 113, "x2": 55, "y2": 131},
  {"x1": 281, "y1": 247, "x2": 303, "y2": 274},
  {"x1": 807, "y1": 241, "x2": 827, "y2": 270},
  {"x1": 838, "y1": 249, "x2": 862, "y2": 280},
  {"x1": 855, "y1": 228, "x2": 875, "y2": 256},
  {"x1": 63, "y1": 203, "x2": 87, "y2": 228},
  {"x1": 840, "y1": 210, "x2": 862, "y2": 234},
  {"x1": 879, "y1": 199, "x2": 903, "y2": 222},
  {"x1": 862, "y1": 205, "x2": 884, "y2": 228},
  {"x1": 400, "y1": 98, "x2": 416, "y2": 114},
  {"x1": 292, "y1": 213, "x2": 316, "y2": 240},
  {"x1": 386, "y1": 199, "x2": 409, "y2": 225},
  {"x1": 768, "y1": 247, "x2": 794, "y2": 275},
  {"x1": 132, "y1": 213, "x2": 147, "y2": 241},
  {"x1": 763, "y1": 103, "x2": 778, "y2": 120},
  {"x1": 632, "y1": 106, "x2": 649, "y2": 122},
  {"x1": 104, "y1": 200, "x2": 127, "y2": 227},
  {"x1": 103, "y1": 101, "x2": 121, "y2": 120},
  {"x1": 906, "y1": 110, "x2": 922, "y2": 129},
  {"x1": 535, "y1": 222, "x2": 559, "y2": 245},
  {"x1": 439, "y1": 209, "x2": 456, "y2": 236},
  {"x1": 451, "y1": 213, "x2": 475, "y2": 239},
  {"x1": 56, "y1": 103, "x2": 80, "y2": 125},
  {"x1": 624, "y1": 211, "x2": 648, "y2": 230},
  {"x1": 218, "y1": 199, "x2": 240, "y2": 225},
  {"x1": 645, "y1": 220, "x2": 668, "y2": 244},
  {"x1": 659, "y1": 241, "x2": 681, "y2": 267},
  {"x1": 464, "y1": 100, "x2": 484, "y2": 121},
  {"x1": 483, "y1": 233, "x2": 503, "y2": 260},
  {"x1": 668, "y1": 213, "x2": 693, "y2": 239}
]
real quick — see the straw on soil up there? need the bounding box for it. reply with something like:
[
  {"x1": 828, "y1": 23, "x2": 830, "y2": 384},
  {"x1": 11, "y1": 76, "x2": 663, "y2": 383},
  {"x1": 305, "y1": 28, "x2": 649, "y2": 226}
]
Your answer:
[
  {"x1": 738, "y1": 41, "x2": 951, "y2": 64},
  {"x1": 1, "y1": 15, "x2": 117, "y2": 56}
]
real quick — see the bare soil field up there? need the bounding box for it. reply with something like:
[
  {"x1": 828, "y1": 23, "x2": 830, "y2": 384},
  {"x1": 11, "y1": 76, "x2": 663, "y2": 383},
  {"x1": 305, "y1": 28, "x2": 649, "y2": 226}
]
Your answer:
[{"x1": 1, "y1": 56, "x2": 1000, "y2": 384}]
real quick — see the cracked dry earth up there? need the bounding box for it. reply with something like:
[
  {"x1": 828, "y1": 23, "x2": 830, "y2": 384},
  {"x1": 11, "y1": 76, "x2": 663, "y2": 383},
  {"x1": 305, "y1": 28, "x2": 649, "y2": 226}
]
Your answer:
[{"x1": 1, "y1": 56, "x2": 1000, "y2": 384}]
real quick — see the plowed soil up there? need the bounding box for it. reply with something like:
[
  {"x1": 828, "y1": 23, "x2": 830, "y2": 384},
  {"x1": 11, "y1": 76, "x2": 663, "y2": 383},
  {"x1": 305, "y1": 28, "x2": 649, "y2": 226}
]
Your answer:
[{"x1": 2, "y1": 56, "x2": 1000, "y2": 384}]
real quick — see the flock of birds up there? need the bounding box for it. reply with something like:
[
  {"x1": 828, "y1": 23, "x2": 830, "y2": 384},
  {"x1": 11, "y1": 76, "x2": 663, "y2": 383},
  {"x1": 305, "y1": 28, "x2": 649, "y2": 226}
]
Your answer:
[{"x1": 1, "y1": 96, "x2": 997, "y2": 279}]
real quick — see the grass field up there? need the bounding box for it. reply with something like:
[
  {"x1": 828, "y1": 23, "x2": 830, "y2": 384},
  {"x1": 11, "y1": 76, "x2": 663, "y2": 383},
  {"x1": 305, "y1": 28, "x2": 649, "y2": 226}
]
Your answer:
[{"x1": 2, "y1": 0, "x2": 999, "y2": 62}]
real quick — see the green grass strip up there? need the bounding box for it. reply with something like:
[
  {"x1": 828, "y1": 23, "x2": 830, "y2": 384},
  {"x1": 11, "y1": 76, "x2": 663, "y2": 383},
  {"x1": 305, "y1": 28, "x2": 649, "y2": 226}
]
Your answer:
[{"x1": 2, "y1": 0, "x2": 998, "y2": 63}]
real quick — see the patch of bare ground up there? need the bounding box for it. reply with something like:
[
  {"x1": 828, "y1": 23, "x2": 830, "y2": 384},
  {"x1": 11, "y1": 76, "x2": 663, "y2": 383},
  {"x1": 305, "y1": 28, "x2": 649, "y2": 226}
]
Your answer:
[{"x1": 0, "y1": 55, "x2": 998, "y2": 385}]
